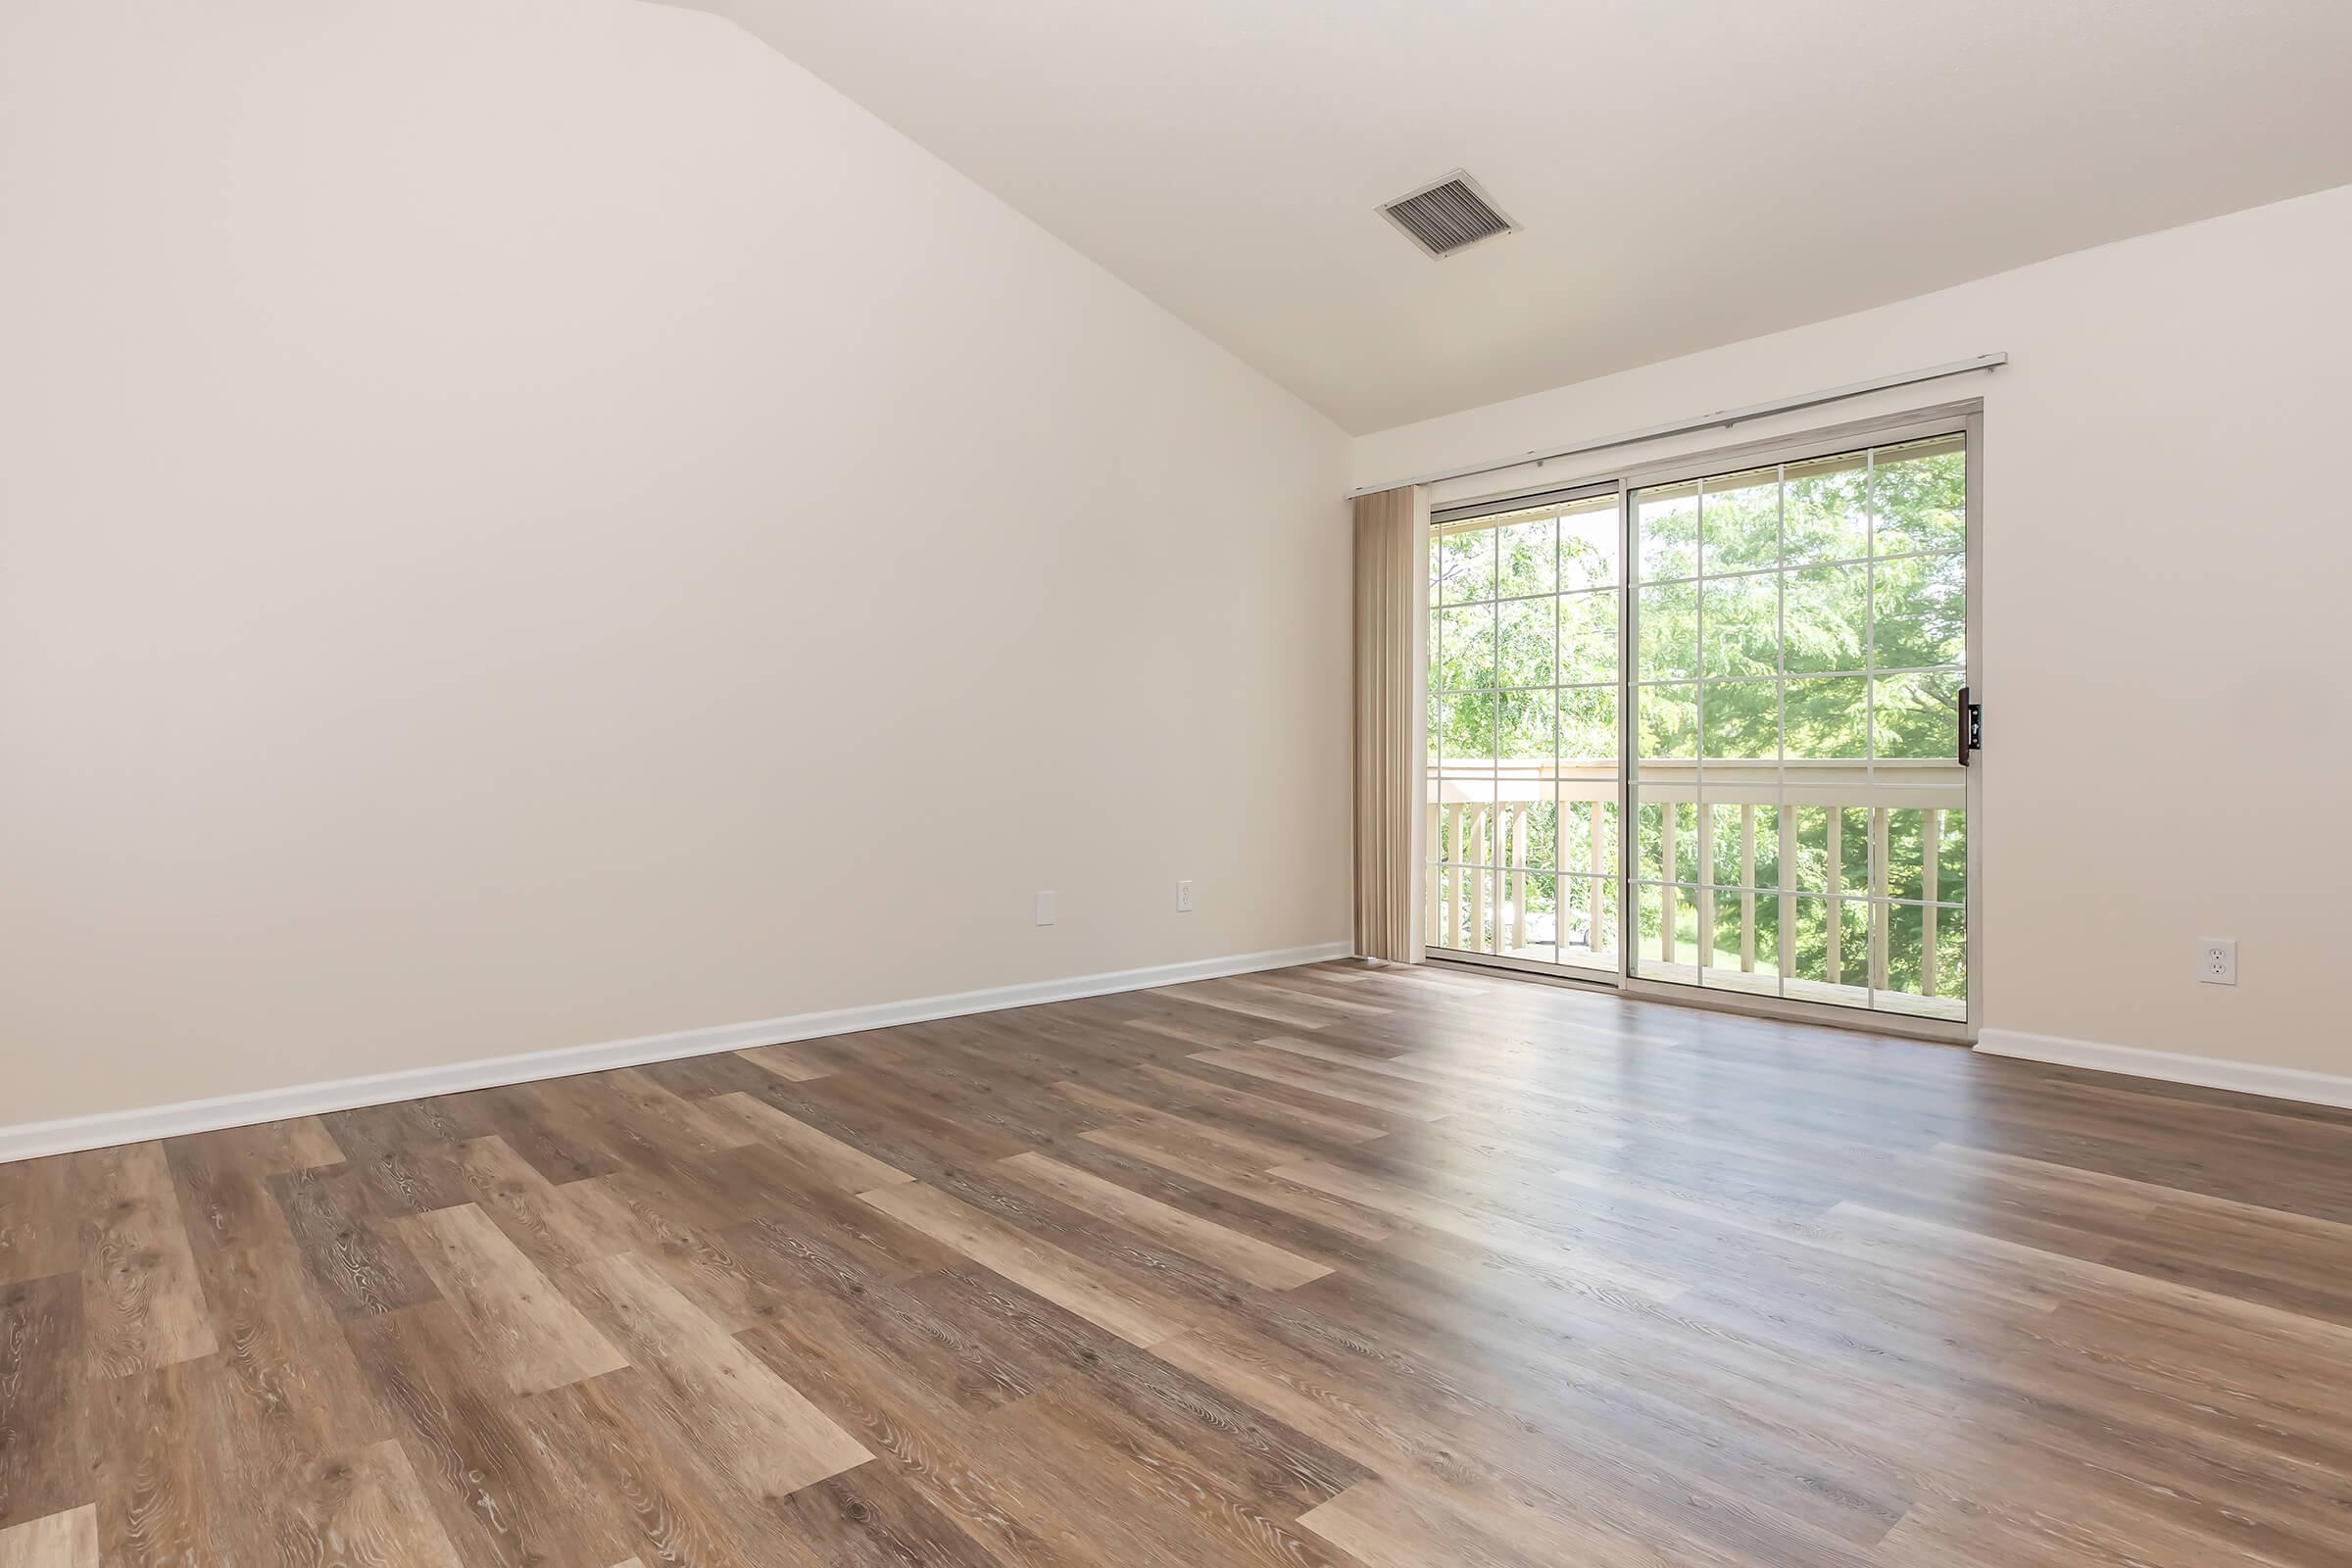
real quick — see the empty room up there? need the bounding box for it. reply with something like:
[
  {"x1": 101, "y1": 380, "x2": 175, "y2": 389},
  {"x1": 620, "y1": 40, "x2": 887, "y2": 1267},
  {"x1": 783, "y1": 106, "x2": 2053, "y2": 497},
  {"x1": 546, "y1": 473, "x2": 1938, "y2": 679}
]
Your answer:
[{"x1": 5, "y1": 1, "x2": 2351, "y2": 1563}]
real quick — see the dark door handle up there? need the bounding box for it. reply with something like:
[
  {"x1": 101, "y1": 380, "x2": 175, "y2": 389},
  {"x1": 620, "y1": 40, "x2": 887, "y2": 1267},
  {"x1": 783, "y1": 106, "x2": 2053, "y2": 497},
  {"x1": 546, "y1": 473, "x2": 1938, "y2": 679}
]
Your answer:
[{"x1": 1957, "y1": 686, "x2": 1982, "y2": 766}]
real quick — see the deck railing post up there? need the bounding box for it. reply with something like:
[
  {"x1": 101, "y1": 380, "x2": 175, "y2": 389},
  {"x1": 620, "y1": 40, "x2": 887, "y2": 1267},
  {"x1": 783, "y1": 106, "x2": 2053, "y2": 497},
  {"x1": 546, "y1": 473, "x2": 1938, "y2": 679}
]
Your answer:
[
  {"x1": 1778, "y1": 803, "x2": 1796, "y2": 981},
  {"x1": 1590, "y1": 801, "x2": 1609, "y2": 955},
  {"x1": 1696, "y1": 806, "x2": 1716, "y2": 977},
  {"x1": 1470, "y1": 804, "x2": 1489, "y2": 953},
  {"x1": 1659, "y1": 806, "x2": 1679, "y2": 966},
  {"x1": 1825, "y1": 808, "x2": 1843, "y2": 987},
  {"x1": 1922, "y1": 807, "x2": 1941, "y2": 998},
  {"x1": 1508, "y1": 805, "x2": 1528, "y2": 953},
  {"x1": 1870, "y1": 808, "x2": 1890, "y2": 993},
  {"x1": 1739, "y1": 805, "x2": 1757, "y2": 972},
  {"x1": 1448, "y1": 804, "x2": 1467, "y2": 951}
]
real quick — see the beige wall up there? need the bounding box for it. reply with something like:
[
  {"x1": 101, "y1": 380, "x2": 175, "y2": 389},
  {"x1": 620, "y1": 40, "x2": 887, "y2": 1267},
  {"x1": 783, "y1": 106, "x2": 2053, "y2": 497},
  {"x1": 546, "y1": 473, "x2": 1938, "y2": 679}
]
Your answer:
[
  {"x1": 1355, "y1": 183, "x2": 2352, "y2": 1079},
  {"x1": 0, "y1": 0, "x2": 1351, "y2": 1128}
]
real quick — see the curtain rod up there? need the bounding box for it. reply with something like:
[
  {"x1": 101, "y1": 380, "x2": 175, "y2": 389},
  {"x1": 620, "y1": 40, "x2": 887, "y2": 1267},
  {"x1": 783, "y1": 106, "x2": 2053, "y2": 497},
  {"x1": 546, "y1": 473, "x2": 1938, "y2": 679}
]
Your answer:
[{"x1": 1346, "y1": 352, "x2": 2007, "y2": 500}]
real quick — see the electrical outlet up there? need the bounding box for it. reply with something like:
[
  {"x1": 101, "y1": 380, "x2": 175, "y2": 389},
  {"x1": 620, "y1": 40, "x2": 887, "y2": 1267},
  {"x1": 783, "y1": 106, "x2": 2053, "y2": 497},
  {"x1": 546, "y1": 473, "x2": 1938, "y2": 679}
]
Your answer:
[
  {"x1": 2197, "y1": 937, "x2": 2236, "y2": 986},
  {"x1": 1176, "y1": 879, "x2": 1195, "y2": 912},
  {"x1": 1035, "y1": 890, "x2": 1055, "y2": 927}
]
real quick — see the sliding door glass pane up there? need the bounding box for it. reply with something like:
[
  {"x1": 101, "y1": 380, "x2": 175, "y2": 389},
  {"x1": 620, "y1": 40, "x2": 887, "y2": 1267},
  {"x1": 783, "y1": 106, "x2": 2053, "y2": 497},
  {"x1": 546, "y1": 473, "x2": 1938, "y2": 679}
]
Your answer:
[
  {"x1": 1426, "y1": 491, "x2": 1622, "y2": 973},
  {"x1": 1629, "y1": 434, "x2": 1968, "y2": 1020}
]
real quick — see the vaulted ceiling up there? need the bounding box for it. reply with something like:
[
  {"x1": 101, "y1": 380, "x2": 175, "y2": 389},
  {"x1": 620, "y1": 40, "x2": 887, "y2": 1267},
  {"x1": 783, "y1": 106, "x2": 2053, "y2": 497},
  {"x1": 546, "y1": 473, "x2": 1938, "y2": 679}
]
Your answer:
[{"x1": 678, "y1": 0, "x2": 2352, "y2": 432}]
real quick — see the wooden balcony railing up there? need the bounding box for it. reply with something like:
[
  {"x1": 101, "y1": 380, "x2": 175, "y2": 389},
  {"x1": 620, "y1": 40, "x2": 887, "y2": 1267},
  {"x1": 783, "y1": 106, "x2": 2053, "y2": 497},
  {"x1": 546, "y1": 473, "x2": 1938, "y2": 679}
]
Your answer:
[{"x1": 1426, "y1": 758, "x2": 1965, "y2": 1004}]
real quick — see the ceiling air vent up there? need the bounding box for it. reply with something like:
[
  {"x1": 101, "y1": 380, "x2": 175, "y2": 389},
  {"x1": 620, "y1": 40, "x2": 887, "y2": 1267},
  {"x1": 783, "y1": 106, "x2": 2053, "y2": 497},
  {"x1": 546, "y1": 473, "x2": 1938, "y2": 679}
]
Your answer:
[{"x1": 1379, "y1": 171, "x2": 1518, "y2": 258}]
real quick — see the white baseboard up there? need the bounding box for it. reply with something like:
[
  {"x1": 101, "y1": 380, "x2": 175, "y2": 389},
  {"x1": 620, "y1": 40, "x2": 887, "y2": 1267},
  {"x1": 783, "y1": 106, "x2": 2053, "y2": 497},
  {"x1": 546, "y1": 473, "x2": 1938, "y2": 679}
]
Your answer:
[
  {"x1": 0, "y1": 940, "x2": 1354, "y2": 1164},
  {"x1": 1975, "y1": 1028, "x2": 2352, "y2": 1110}
]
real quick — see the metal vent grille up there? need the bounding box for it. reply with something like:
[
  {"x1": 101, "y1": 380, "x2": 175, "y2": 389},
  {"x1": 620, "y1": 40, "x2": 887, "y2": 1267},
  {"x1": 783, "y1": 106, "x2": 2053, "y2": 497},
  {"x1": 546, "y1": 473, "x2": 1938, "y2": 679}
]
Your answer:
[{"x1": 1379, "y1": 172, "x2": 1517, "y2": 258}]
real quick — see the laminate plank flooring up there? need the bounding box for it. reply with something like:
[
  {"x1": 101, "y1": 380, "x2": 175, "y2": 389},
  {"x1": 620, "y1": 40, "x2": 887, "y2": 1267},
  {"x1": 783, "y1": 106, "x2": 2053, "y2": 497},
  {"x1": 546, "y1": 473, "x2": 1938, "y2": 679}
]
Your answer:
[
  {"x1": 72, "y1": 1145, "x2": 217, "y2": 1377},
  {"x1": 398, "y1": 1203, "x2": 628, "y2": 1395},
  {"x1": 998, "y1": 1151, "x2": 1334, "y2": 1290},
  {"x1": 0, "y1": 1503, "x2": 97, "y2": 1568},
  {"x1": 8, "y1": 959, "x2": 2352, "y2": 1564}
]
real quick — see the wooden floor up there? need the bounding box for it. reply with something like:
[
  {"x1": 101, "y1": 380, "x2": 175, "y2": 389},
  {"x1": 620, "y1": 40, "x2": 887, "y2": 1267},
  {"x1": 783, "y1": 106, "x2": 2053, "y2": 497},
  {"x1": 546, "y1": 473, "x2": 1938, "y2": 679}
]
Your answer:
[{"x1": 6, "y1": 961, "x2": 2352, "y2": 1566}]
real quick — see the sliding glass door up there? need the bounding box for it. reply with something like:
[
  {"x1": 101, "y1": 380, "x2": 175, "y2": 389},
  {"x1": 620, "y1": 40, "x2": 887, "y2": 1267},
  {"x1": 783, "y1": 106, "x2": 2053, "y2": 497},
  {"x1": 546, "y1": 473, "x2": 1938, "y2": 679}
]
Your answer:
[
  {"x1": 1628, "y1": 431, "x2": 1970, "y2": 1020},
  {"x1": 1426, "y1": 415, "x2": 1977, "y2": 1028}
]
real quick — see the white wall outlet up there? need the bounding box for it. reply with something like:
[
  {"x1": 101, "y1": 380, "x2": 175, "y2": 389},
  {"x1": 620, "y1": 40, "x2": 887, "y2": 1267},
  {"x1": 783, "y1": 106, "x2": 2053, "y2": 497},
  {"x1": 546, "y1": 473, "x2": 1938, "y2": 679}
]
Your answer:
[
  {"x1": 1035, "y1": 890, "x2": 1056, "y2": 927},
  {"x1": 1176, "y1": 879, "x2": 1195, "y2": 912},
  {"x1": 2197, "y1": 937, "x2": 2236, "y2": 986}
]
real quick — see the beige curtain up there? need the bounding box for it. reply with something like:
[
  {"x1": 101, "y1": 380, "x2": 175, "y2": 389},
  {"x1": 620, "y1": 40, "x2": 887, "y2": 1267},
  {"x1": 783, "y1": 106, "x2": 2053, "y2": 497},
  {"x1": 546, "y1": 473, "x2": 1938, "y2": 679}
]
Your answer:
[{"x1": 1352, "y1": 485, "x2": 1428, "y2": 961}]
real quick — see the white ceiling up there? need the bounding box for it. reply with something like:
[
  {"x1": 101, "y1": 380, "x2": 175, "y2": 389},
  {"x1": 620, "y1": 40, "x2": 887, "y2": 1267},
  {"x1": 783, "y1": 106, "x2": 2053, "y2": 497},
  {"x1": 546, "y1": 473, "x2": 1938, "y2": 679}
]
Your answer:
[{"x1": 685, "y1": 0, "x2": 2352, "y2": 433}]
